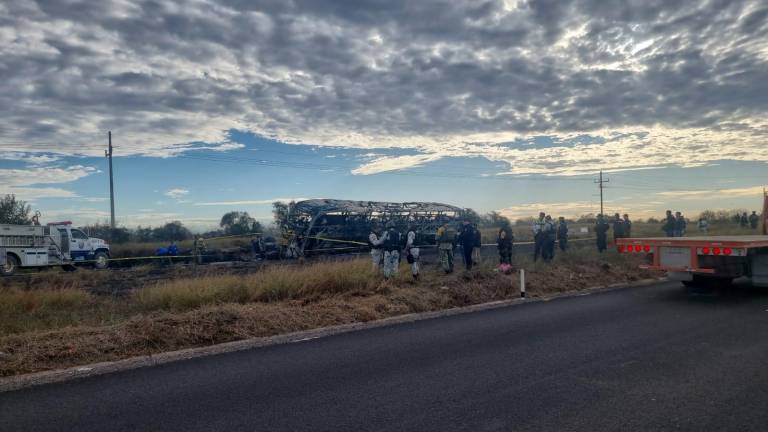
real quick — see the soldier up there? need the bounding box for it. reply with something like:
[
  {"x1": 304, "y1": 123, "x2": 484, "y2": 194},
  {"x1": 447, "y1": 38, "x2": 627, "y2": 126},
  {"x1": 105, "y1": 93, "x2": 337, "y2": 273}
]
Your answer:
[
  {"x1": 542, "y1": 215, "x2": 556, "y2": 262},
  {"x1": 193, "y1": 235, "x2": 206, "y2": 265},
  {"x1": 368, "y1": 225, "x2": 384, "y2": 272},
  {"x1": 749, "y1": 211, "x2": 759, "y2": 229},
  {"x1": 436, "y1": 222, "x2": 456, "y2": 274},
  {"x1": 595, "y1": 214, "x2": 610, "y2": 253},
  {"x1": 458, "y1": 219, "x2": 476, "y2": 271},
  {"x1": 497, "y1": 222, "x2": 514, "y2": 265},
  {"x1": 472, "y1": 223, "x2": 482, "y2": 265},
  {"x1": 381, "y1": 222, "x2": 401, "y2": 279},
  {"x1": 674, "y1": 212, "x2": 687, "y2": 237},
  {"x1": 532, "y1": 212, "x2": 546, "y2": 262},
  {"x1": 556, "y1": 217, "x2": 568, "y2": 252},
  {"x1": 662, "y1": 210, "x2": 675, "y2": 237},
  {"x1": 405, "y1": 226, "x2": 420, "y2": 280},
  {"x1": 623, "y1": 214, "x2": 632, "y2": 238},
  {"x1": 612, "y1": 213, "x2": 625, "y2": 242}
]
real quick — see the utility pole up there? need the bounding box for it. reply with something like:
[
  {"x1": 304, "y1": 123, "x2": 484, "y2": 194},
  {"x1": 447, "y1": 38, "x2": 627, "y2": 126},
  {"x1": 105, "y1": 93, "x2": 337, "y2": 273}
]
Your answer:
[
  {"x1": 594, "y1": 170, "x2": 609, "y2": 216},
  {"x1": 106, "y1": 131, "x2": 115, "y2": 229}
]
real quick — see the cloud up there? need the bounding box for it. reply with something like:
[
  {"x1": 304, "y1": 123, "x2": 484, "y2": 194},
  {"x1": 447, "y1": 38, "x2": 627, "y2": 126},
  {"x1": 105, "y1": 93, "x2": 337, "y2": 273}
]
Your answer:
[
  {"x1": 656, "y1": 185, "x2": 766, "y2": 200},
  {"x1": 0, "y1": 165, "x2": 97, "y2": 198},
  {"x1": 1, "y1": 0, "x2": 767, "y2": 176},
  {"x1": 164, "y1": 188, "x2": 190, "y2": 199},
  {"x1": 195, "y1": 197, "x2": 309, "y2": 206}
]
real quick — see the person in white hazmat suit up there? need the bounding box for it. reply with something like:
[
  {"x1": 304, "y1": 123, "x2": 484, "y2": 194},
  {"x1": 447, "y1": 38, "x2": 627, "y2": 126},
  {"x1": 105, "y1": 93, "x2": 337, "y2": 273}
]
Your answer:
[
  {"x1": 368, "y1": 225, "x2": 384, "y2": 271},
  {"x1": 381, "y1": 222, "x2": 401, "y2": 279}
]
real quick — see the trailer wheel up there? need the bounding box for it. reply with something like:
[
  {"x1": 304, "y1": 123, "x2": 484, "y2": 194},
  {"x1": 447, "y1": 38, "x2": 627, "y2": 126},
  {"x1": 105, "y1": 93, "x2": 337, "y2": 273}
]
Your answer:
[
  {"x1": 93, "y1": 251, "x2": 109, "y2": 270},
  {"x1": 682, "y1": 275, "x2": 733, "y2": 288},
  {"x1": 1, "y1": 254, "x2": 19, "y2": 276}
]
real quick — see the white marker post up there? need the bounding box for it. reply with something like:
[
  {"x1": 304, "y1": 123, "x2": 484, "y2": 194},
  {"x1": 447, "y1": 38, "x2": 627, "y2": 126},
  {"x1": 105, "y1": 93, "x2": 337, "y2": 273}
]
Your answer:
[{"x1": 520, "y1": 269, "x2": 526, "y2": 298}]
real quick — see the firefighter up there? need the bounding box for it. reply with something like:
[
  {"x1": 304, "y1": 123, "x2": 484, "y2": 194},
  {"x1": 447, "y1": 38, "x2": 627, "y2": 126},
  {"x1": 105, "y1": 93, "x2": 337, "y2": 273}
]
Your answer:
[
  {"x1": 458, "y1": 219, "x2": 476, "y2": 271},
  {"x1": 623, "y1": 214, "x2": 632, "y2": 238},
  {"x1": 556, "y1": 216, "x2": 568, "y2": 252},
  {"x1": 749, "y1": 211, "x2": 759, "y2": 229},
  {"x1": 368, "y1": 225, "x2": 384, "y2": 272},
  {"x1": 381, "y1": 222, "x2": 401, "y2": 279},
  {"x1": 662, "y1": 210, "x2": 675, "y2": 237},
  {"x1": 497, "y1": 222, "x2": 513, "y2": 265},
  {"x1": 532, "y1": 212, "x2": 546, "y2": 262},
  {"x1": 595, "y1": 214, "x2": 610, "y2": 253},
  {"x1": 193, "y1": 235, "x2": 206, "y2": 264},
  {"x1": 436, "y1": 222, "x2": 456, "y2": 274},
  {"x1": 405, "y1": 225, "x2": 420, "y2": 280}
]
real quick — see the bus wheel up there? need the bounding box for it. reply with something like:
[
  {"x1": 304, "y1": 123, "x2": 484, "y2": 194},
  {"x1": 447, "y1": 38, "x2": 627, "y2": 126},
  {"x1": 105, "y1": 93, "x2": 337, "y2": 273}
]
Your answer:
[
  {"x1": 1, "y1": 254, "x2": 19, "y2": 276},
  {"x1": 93, "y1": 251, "x2": 109, "y2": 270}
]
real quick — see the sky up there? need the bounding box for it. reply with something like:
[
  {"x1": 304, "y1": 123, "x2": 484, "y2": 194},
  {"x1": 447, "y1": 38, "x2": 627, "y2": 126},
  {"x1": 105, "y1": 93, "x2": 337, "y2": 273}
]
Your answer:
[{"x1": 1, "y1": 0, "x2": 767, "y2": 231}]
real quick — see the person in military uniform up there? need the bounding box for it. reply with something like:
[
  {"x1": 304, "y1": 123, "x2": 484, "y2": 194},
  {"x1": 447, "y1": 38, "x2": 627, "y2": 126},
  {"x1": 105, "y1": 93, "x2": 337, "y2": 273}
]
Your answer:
[
  {"x1": 532, "y1": 212, "x2": 546, "y2": 262},
  {"x1": 381, "y1": 222, "x2": 401, "y2": 279},
  {"x1": 595, "y1": 214, "x2": 610, "y2": 253},
  {"x1": 368, "y1": 225, "x2": 384, "y2": 272},
  {"x1": 662, "y1": 210, "x2": 675, "y2": 237},
  {"x1": 497, "y1": 222, "x2": 514, "y2": 265},
  {"x1": 405, "y1": 226, "x2": 420, "y2": 280},
  {"x1": 193, "y1": 235, "x2": 207, "y2": 265},
  {"x1": 472, "y1": 223, "x2": 482, "y2": 266},
  {"x1": 436, "y1": 222, "x2": 456, "y2": 274},
  {"x1": 556, "y1": 217, "x2": 568, "y2": 252}
]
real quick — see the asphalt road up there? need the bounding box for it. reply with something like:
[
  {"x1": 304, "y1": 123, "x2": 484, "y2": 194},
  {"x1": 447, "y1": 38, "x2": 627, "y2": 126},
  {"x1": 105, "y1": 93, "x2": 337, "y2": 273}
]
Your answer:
[{"x1": 3, "y1": 280, "x2": 768, "y2": 431}]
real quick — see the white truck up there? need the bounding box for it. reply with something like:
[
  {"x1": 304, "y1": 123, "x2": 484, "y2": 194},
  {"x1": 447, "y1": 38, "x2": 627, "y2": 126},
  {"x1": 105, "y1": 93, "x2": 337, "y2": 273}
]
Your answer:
[{"x1": 0, "y1": 221, "x2": 110, "y2": 276}]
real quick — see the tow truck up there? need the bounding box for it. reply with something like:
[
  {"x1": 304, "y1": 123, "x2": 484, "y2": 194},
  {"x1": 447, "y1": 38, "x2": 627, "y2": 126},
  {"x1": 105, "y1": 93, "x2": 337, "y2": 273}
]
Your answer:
[
  {"x1": 0, "y1": 221, "x2": 110, "y2": 276},
  {"x1": 616, "y1": 193, "x2": 768, "y2": 287}
]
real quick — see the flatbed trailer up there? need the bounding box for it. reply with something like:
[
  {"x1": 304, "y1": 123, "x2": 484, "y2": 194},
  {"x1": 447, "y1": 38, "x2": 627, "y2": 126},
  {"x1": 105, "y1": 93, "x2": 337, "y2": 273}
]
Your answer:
[{"x1": 616, "y1": 235, "x2": 768, "y2": 287}]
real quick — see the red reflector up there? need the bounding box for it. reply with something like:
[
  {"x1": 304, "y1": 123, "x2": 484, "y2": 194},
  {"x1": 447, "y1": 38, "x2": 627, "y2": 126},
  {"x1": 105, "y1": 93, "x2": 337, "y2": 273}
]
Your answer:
[
  {"x1": 643, "y1": 245, "x2": 651, "y2": 253},
  {"x1": 723, "y1": 247, "x2": 732, "y2": 256},
  {"x1": 713, "y1": 247, "x2": 721, "y2": 255},
  {"x1": 702, "y1": 247, "x2": 710, "y2": 254},
  {"x1": 634, "y1": 245, "x2": 642, "y2": 252}
]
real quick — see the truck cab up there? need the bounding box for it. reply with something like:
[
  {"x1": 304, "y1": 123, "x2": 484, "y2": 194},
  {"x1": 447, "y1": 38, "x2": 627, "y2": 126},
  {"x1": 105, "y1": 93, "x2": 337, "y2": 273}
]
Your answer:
[{"x1": 47, "y1": 222, "x2": 111, "y2": 268}]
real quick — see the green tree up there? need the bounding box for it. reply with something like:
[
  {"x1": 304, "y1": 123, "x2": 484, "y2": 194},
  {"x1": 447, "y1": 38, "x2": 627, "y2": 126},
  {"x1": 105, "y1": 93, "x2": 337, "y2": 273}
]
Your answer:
[
  {"x1": 220, "y1": 211, "x2": 262, "y2": 236},
  {"x1": 152, "y1": 221, "x2": 192, "y2": 242},
  {"x1": 0, "y1": 194, "x2": 32, "y2": 224}
]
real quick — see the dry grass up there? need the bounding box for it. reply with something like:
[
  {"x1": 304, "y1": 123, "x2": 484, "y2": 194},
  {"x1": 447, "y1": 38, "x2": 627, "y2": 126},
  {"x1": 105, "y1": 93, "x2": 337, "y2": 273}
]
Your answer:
[{"x1": 0, "y1": 245, "x2": 657, "y2": 376}]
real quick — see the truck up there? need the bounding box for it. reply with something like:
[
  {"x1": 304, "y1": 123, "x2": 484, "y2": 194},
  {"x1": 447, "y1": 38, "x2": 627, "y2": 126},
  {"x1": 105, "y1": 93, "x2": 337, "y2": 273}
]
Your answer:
[
  {"x1": 616, "y1": 193, "x2": 768, "y2": 287},
  {"x1": 0, "y1": 221, "x2": 110, "y2": 276}
]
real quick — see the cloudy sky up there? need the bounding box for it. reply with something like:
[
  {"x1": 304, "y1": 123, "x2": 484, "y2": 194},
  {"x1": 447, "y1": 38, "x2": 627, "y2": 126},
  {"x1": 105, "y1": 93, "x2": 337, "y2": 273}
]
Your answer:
[{"x1": 1, "y1": 0, "x2": 767, "y2": 230}]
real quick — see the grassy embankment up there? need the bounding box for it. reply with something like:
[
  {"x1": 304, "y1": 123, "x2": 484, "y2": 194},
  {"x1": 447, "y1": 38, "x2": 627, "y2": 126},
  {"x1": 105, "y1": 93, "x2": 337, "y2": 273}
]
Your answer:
[{"x1": 0, "y1": 243, "x2": 657, "y2": 376}]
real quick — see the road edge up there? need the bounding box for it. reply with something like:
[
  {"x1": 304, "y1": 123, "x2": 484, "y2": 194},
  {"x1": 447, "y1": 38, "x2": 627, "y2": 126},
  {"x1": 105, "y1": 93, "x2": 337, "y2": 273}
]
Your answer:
[{"x1": 0, "y1": 277, "x2": 668, "y2": 393}]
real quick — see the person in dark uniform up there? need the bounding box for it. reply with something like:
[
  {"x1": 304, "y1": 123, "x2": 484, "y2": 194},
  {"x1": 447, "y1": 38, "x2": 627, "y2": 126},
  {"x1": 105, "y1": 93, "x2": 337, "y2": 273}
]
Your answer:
[
  {"x1": 497, "y1": 222, "x2": 514, "y2": 265},
  {"x1": 740, "y1": 212, "x2": 749, "y2": 228},
  {"x1": 749, "y1": 211, "x2": 759, "y2": 229},
  {"x1": 595, "y1": 214, "x2": 610, "y2": 253},
  {"x1": 674, "y1": 212, "x2": 687, "y2": 237},
  {"x1": 458, "y1": 219, "x2": 476, "y2": 271},
  {"x1": 662, "y1": 210, "x2": 675, "y2": 237},
  {"x1": 622, "y1": 214, "x2": 632, "y2": 238},
  {"x1": 556, "y1": 217, "x2": 568, "y2": 252},
  {"x1": 612, "y1": 213, "x2": 625, "y2": 242},
  {"x1": 542, "y1": 215, "x2": 556, "y2": 262},
  {"x1": 532, "y1": 212, "x2": 546, "y2": 262}
]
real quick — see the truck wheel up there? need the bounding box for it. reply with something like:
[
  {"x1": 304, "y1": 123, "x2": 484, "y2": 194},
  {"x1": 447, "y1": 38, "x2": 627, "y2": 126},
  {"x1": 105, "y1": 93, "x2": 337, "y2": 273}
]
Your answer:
[
  {"x1": 93, "y1": 251, "x2": 109, "y2": 270},
  {"x1": 1, "y1": 254, "x2": 19, "y2": 276},
  {"x1": 683, "y1": 275, "x2": 733, "y2": 288}
]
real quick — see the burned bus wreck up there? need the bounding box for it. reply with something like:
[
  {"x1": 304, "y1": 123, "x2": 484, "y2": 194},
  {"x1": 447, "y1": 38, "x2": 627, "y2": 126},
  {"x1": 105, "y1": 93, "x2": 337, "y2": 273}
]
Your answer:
[{"x1": 276, "y1": 199, "x2": 468, "y2": 254}]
